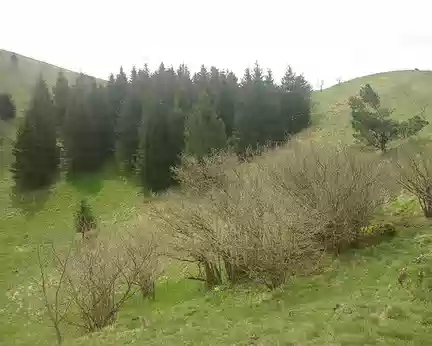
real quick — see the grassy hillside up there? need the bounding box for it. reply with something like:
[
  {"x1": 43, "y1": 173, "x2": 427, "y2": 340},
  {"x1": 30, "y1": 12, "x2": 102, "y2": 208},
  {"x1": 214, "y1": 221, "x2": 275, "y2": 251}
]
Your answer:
[
  {"x1": 0, "y1": 49, "x2": 91, "y2": 115},
  {"x1": 2, "y1": 54, "x2": 432, "y2": 345},
  {"x1": 0, "y1": 49, "x2": 102, "y2": 172},
  {"x1": 311, "y1": 70, "x2": 432, "y2": 142}
]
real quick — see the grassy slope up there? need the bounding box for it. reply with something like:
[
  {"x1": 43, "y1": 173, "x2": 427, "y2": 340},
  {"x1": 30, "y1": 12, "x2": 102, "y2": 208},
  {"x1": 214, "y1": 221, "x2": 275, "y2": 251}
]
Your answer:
[
  {"x1": 311, "y1": 70, "x2": 432, "y2": 143},
  {"x1": 64, "y1": 226, "x2": 432, "y2": 346},
  {"x1": 0, "y1": 49, "x2": 94, "y2": 114},
  {"x1": 2, "y1": 57, "x2": 432, "y2": 345},
  {"x1": 0, "y1": 49, "x2": 101, "y2": 170}
]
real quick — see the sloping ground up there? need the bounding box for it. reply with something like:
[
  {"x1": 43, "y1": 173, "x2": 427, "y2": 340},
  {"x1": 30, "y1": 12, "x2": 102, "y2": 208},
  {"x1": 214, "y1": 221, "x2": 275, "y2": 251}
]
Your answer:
[
  {"x1": 311, "y1": 70, "x2": 432, "y2": 143},
  {"x1": 0, "y1": 49, "x2": 101, "y2": 171},
  {"x1": 63, "y1": 226, "x2": 432, "y2": 346},
  {"x1": 2, "y1": 53, "x2": 432, "y2": 345},
  {"x1": 0, "y1": 49, "x2": 90, "y2": 114}
]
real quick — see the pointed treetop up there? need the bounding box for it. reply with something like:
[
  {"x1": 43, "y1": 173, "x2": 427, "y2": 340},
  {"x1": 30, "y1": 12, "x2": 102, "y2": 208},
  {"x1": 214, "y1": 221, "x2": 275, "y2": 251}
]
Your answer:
[
  {"x1": 265, "y1": 69, "x2": 274, "y2": 85},
  {"x1": 359, "y1": 84, "x2": 380, "y2": 109},
  {"x1": 252, "y1": 61, "x2": 263, "y2": 83},
  {"x1": 241, "y1": 68, "x2": 252, "y2": 86},
  {"x1": 130, "y1": 66, "x2": 138, "y2": 83},
  {"x1": 281, "y1": 65, "x2": 296, "y2": 91}
]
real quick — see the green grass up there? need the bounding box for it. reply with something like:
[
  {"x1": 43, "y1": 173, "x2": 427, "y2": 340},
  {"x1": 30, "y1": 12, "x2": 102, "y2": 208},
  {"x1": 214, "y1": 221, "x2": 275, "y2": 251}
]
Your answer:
[
  {"x1": 3, "y1": 52, "x2": 432, "y2": 344},
  {"x1": 0, "y1": 49, "x2": 97, "y2": 115},
  {"x1": 0, "y1": 170, "x2": 144, "y2": 346},
  {"x1": 311, "y1": 70, "x2": 432, "y2": 143},
  {"x1": 0, "y1": 49, "x2": 103, "y2": 173},
  {"x1": 61, "y1": 226, "x2": 432, "y2": 345}
]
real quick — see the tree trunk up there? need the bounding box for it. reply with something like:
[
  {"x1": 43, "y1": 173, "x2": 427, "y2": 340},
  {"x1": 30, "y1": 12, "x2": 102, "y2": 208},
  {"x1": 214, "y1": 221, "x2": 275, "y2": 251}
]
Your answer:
[
  {"x1": 422, "y1": 188, "x2": 432, "y2": 218},
  {"x1": 379, "y1": 138, "x2": 386, "y2": 153},
  {"x1": 203, "y1": 260, "x2": 222, "y2": 289},
  {"x1": 54, "y1": 325, "x2": 62, "y2": 345}
]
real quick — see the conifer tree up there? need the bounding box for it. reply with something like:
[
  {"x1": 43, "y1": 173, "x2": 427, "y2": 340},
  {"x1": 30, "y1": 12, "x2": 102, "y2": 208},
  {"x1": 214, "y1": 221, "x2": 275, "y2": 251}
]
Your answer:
[
  {"x1": 130, "y1": 66, "x2": 138, "y2": 84},
  {"x1": 64, "y1": 75, "x2": 106, "y2": 173},
  {"x1": 235, "y1": 62, "x2": 280, "y2": 152},
  {"x1": 0, "y1": 93, "x2": 16, "y2": 120},
  {"x1": 11, "y1": 77, "x2": 59, "y2": 189},
  {"x1": 349, "y1": 84, "x2": 428, "y2": 152},
  {"x1": 52, "y1": 70, "x2": 69, "y2": 128},
  {"x1": 185, "y1": 92, "x2": 227, "y2": 159},
  {"x1": 280, "y1": 67, "x2": 312, "y2": 136},
  {"x1": 74, "y1": 198, "x2": 97, "y2": 238},
  {"x1": 137, "y1": 64, "x2": 185, "y2": 191},
  {"x1": 116, "y1": 67, "x2": 148, "y2": 170}
]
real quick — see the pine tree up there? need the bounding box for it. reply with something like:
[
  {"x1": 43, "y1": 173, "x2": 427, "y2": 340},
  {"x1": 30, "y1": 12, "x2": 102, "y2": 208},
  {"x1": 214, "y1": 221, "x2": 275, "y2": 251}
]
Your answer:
[
  {"x1": 115, "y1": 66, "x2": 129, "y2": 106},
  {"x1": 137, "y1": 64, "x2": 185, "y2": 191},
  {"x1": 280, "y1": 67, "x2": 312, "y2": 136},
  {"x1": 215, "y1": 71, "x2": 237, "y2": 137},
  {"x1": 64, "y1": 74, "x2": 107, "y2": 173},
  {"x1": 185, "y1": 92, "x2": 227, "y2": 160},
  {"x1": 0, "y1": 93, "x2": 16, "y2": 120},
  {"x1": 138, "y1": 101, "x2": 184, "y2": 191},
  {"x1": 91, "y1": 84, "x2": 115, "y2": 163},
  {"x1": 116, "y1": 67, "x2": 148, "y2": 171},
  {"x1": 235, "y1": 62, "x2": 280, "y2": 152},
  {"x1": 349, "y1": 84, "x2": 428, "y2": 152},
  {"x1": 52, "y1": 70, "x2": 69, "y2": 128},
  {"x1": 130, "y1": 66, "x2": 138, "y2": 84},
  {"x1": 74, "y1": 199, "x2": 97, "y2": 238},
  {"x1": 11, "y1": 77, "x2": 59, "y2": 190}
]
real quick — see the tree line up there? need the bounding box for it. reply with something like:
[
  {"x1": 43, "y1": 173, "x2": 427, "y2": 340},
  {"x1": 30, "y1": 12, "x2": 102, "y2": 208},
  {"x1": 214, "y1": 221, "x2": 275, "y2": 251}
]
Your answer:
[{"x1": 11, "y1": 62, "x2": 312, "y2": 191}]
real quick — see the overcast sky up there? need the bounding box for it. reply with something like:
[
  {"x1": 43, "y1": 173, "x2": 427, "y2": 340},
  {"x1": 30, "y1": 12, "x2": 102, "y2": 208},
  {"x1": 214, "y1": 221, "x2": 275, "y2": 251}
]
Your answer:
[{"x1": 2, "y1": 0, "x2": 432, "y2": 87}]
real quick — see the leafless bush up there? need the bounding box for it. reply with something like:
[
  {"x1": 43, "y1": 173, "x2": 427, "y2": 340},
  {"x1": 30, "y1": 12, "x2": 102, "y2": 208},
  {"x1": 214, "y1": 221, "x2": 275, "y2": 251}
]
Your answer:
[
  {"x1": 173, "y1": 151, "x2": 239, "y2": 196},
  {"x1": 271, "y1": 140, "x2": 392, "y2": 252},
  {"x1": 152, "y1": 150, "x2": 324, "y2": 289},
  {"x1": 37, "y1": 228, "x2": 161, "y2": 341},
  {"x1": 395, "y1": 143, "x2": 432, "y2": 218},
  {"x1": 37, "y1": 244, "x2": 72, "y2": 344}
]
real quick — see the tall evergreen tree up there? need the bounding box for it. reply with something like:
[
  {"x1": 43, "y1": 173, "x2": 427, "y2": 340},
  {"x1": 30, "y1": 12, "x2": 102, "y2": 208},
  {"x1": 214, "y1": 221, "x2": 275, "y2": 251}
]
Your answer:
[
  {"x1": 280, "y1": 67, "x2": 312, "y2": 136},
  {"x1": 116, "y1": 67, "x2": 148, "y2": 170},
  {"x1": 52, "y1": 70, "x2": 69, "y2": 128},
  {"x1": 0, "y1": 93, "x2": 16, "y2": 120},
  {"x1": 130, "y1": 66, "x2": 138, "y2": 84},
  {"x1": 137, "y1": 64, "x2": 185, "y2": 191},
  {"x1": 185, "y1": 92, "x2": 227, "y2": 159},
  {"x1": 11, "y1": 77, "x2": 59, "y2": 189},
  {"x1": 235, "y1": 62, "x2": 280, "y2": 152},
  {"x1": 215, "y1": 71, "x2": 237, "y2": 137},
  {"x1": 91, "y1": 84, "x2": 114, "y2": 163},
  {"x1": 64, "y1": 75, "x2": 105, "y2": 173}
]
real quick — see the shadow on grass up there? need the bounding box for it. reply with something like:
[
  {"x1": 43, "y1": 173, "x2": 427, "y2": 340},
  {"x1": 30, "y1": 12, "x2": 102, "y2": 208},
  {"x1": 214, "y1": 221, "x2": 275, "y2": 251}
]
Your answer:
[
  {"x1": 67, "y1": 172, "x2": 104, "y2": 195},
  {"x1": 10, "y1": 186, "x2": 52, "y2": 218}
]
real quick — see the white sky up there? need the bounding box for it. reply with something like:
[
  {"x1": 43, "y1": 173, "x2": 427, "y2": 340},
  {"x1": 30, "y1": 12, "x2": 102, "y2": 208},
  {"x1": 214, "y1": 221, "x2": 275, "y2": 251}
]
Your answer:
[{"x1": 1, "y1": 0, "x2": 432, "y2": 87}]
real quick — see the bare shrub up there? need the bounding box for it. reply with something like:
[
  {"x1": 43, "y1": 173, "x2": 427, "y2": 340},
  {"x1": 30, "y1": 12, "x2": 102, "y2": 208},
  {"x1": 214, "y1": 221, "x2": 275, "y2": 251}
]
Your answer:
[
  {"x1": 271, "y1": 140, "x2": 391, "y2": 252},
  {"x1": 152, "y1": 150, "x2": 324, "y2": 289},
  {"x1": 37, "y1": 228, "x2": 161, "y2": 339},
  {"x1": 153, "y1": 141, "x2": 390, "y2": 288},
  {"x1": 395, "y1": 143, "x2": 432, "y2": 218},
  {"x1": 37, "y1": 244, "x2": 72, "y2": 344}
]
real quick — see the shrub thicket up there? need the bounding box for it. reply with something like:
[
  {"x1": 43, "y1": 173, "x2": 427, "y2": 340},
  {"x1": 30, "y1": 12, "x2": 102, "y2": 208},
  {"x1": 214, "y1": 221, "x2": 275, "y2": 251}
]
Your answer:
[{"x1": 152, "y1": 141, "x2": 391, "y2": 289}]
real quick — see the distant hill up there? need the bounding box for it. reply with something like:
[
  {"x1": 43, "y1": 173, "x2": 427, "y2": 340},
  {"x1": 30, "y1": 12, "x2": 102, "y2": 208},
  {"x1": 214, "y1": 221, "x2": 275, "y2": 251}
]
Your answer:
[
  {"x1": 311, "y1": 70, "x2": 432, "y2": 143},
  {"x1": 0, "y1": 49, "x2": 98, "y2": 115},
  {"x1": 0, "y1": 49, "x2": 102, "y2": 170}
]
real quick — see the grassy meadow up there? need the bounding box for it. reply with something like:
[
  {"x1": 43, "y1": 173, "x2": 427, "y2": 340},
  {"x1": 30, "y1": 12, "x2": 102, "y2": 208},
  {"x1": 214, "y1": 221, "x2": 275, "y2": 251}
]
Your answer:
[{"x1": 2, "y1": 51, "x2": 432, "y2": 345}]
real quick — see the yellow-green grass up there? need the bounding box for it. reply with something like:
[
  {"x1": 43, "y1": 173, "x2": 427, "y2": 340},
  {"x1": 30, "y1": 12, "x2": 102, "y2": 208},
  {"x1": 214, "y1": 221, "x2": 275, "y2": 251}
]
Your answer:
[
  {"x1": 62, "y1": 227, "x2": 432, "y2": 346},
  {"x1": 311, "y1": 70, "x2": 432, "y2": 144},
  {"x1": 0, "y1": 169, "x2": 145, "y2": 346},
  {"x1": 0, "y1": 49, "x2": 101, "y2": 115}
]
